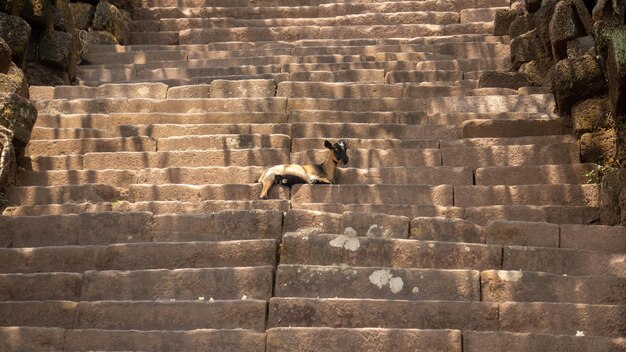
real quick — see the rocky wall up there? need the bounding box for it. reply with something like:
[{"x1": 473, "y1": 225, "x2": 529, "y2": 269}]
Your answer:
[
  {"x1": 0, "y1": 0, "x2": 133, "y2": 86},
  {"x1": 488, "y1": 0, "x2": 626, "y2": 225}
]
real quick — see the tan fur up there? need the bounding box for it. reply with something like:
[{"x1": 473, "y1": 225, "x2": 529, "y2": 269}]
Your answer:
[{"x1": 258, "y1": 148, "x2": 339, "y2": 199}]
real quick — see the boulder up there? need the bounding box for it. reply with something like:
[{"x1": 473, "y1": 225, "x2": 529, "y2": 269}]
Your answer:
[
  {"x1": 108, "y1": 0, "x2": 140, "y2": 13},
  {"x1": 519, "y1": 57, "x2": 554, "y2": 86},
  {"x1": 37, "y1": 30, "x2": 76, "y2": 71},
  {"x1": 0, "y1": 12, "x2": 31, "y2": 67},
  {"x1": 19, "y1": 0, "x2": 54, "y2": 30},
  {"x1": 510, "y1": 29, "x2": 548, "y2": 69},
  {"x1": 25, "y1": 61, "x2": 70, "y2": 86},
  {"x1": 0, "y1": 125, "x2": 16, "y2": 190},
  {"x1": 509, "y1": 13, "x2": 536, "y2": 39},
  {"x1": 0, "y1": 62, "x2": 29, "y2": 99},
  {"x1": 549, "y1": 0, "x2": 594, "y2": 61},
  {"x1": 571, "y1": 95, "x2": 610, "y2": 134},
  {"x1": 592, "y1": 0, "x2": 626, "y2": 23},
  {"x1": 535, "y1": 0, "x2": 561, "y2": 58},
  {"x1": 81, "y1": 29, "x2": 119, "y2": 46},
  {"x1": 525, "y1": 0, "x2": 542, "y2": 13},
  {"x1": 70, "y1": 2, "x2": 96, "y2": 31},
  {"x1": 92, "y1": 1, "x2": 131, "y2": 45},
  {"x1": 0, "y1": 38, "x2": 10, "y2": 74},
  {"x1": 53, "y1": 0, "x2": 75, "y2": 32},
  {"x1": 567, "y1": 35, "x2": 596, "y2": 58},
  {"x1": 552, "y1": 54, "x2": 606, "y2": 113},
  {"x1": 600, "y1": 168, "x2": 626, "y2": 225},
  {"x1": 580, "y1": 129, "x2": 617, "y2": 164},
  {"x1": 0, "y1": 92, "x2": 37, "y2": 150},
  {"x1": 479, "y1": 71, "x2": 533, "y2": 89},
  {"x1": 494, "y1": 8, "x2": 522, "y2": 36},
  {"x1": 606, "y1": 25, "x2": 626, "y2": 117}
]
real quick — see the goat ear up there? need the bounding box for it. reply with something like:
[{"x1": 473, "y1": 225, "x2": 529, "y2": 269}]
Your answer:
[{"x1": 324, "y1": 140, "x2": 333, "y2": 149}]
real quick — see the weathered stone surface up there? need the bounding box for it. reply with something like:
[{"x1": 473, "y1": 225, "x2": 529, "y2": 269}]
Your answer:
[
  {"x1": 561, "y1": 224, "x2": 626, "y2": 253},
  {"x1": 510, "y1": 29, "x2": 548, "y2": 69},
  {"x1": 0, "y1": 63, "x2": 29, "y2": 99},
  {"x1": 342, "y1": 211, "x2": 409, "y2": 238},
  {"x1": 53, "y1": 0, "x2": 74, "y2": 32},
  {"x1": 553, "y1": 55, "x2": 606, "y2": 113},
  {"x1": 283, "y1": 209, "x2": 343, "y2": 234},
  {"x1": 465, "y1": 331, "x2": 626, "y2": 352},
  {"x1": 494, "y1": 8, "x2": 522, "y2": 36},
  {"x1": 0, "y1": 92, "x2": 37, "y2": 149},
  {"x1": 0, "y1": 38, "x2": 10, "y2": 74},
  {"x1": 0, "y1": 126, "x2": 16, "y2": 189},
  {"x1": 410, "y1": 216, "x2": 484, "y2": 243},
  {"x1": 519, "y1": 58, "x2": 553, "y2": 86},
  {"x1": 606, "y1": 26, "x2": 626, "y2": 117},
  {"x1": 19, "y1": 0, "x2": 54, "y2": 28},
  {"x1": 479, "y1": 71, "x2": 533, "y2": 89},
  {"x1": 0, "y1": 327, "x2": 66, "y2": 351},
  {"x1": 24, "y1": 61, "x2": 70, "y2": 86},
  {"x1": 70, "y1": 2, "x2": 95, "y2": 31},
  {"x1": 600, "y1": 168, "x2": 626, "y2": 225},
  {"x1": 37, "y1": 30, "x2": 75, "y2": 71},
  {"x1": 549, "y1": 0, "x2": 594, "y2": 61},
  {"x1": 567, "y1": 35, "x2": 595, "y2": 58},
  {"x1": 0, "y1": 12, "x2": 31, "y2": 66},
  {"x1": 92, "y1": 0, "x2": 131, "y2": 45},
  {"x1": 82, "y1": 29, "x2": 119, "y2": 46},
  {"x1": 580, "y1": 129, "x2": 617, "y2": 164},
  {"x1": 211, "y1": 79, "x2": 276, "y2": 98},
  {"x1": 535, "y1": 0, "x2": 560, "y2": 58},
  {"x1": 484, "y1": 220, "x2": 559, "y2": 247},
  {"x1": 509, "y1": 13, "x2": 535, "y2": 39},
  {"x1": 571, "y1": 96, "x2": 610, "y2": 134}
]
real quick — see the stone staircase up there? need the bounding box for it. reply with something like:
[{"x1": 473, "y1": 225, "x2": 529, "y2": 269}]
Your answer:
[{"x1": 1, "y1": 0, "x2": 626, "y2": 350}]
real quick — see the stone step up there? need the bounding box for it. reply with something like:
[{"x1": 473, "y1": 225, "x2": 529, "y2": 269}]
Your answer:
[
  {"x1": 463, "y1": 331, "x2": 626, "y2": 352},
  {"x1": 1, "y1": 210, "x2": 281, "y2": 245},
  {"x1": 275, "y1": 265, "x2": 480, "y2": 301},
  {"x1": 266, "y1": 327, "x2": 462, "y2": 352},
  {"x1": 0, "y1": 273, "x2": 83, "y2": 300},
  {"x1": 2, "y1": 199, "x2": 289, "y2": 216},
  {"x1": 83, "y1": 36, "x2": 508, "y2": 54},
  {"x1": 25, "y1": 149, "x2": 289, "y2": 171},
  {"x1": 480, "y1": 270, "x2": 626, "y2": 305},
  {"x1": 0, "y1": 327, "x2": 66, "y2": 352},
  {"x1": 75, "y1": 300, "x2": 267, "y2": 331},
  {"x1": 464, "y1": 205, "x2": 600, "y2": 226},
  {"x1": 281, "y1": 233, "x2": 502, "y2": 270},
  {"x1": 385, "y1": 70, "x2": 465, "y2": 83},
  {"x1": 151, "y1": 12, "x2": 462, "y2": 31},
  {"x1": 34, "y1": 98, "x2": 287, "y2": 115},
  {"x1": 460, "y1": 119, "x2": 568, "y2": 138},
  {"x1": 127, "y1": 183, "x2": 288, "y2": 202},
  {"x1": 290, "y1": 184, "x2": 453, "y2": 206},
  {"x1": 0, "y1": 246, "x2": 106, "y2": 273},
  {"x1": 80, "y1": 50, "x2": 188, "y2": 66},
  {"x1": 177, "y1": 24, "x2": 491, "y2": 45},
  {"x1": 276, "y1": 82, "x2": 473, "y2": 99},
  {"x1": 441, "y1": 143, "x2": 580, "y2": 168},
  {"x1": 129, "y1": 32, "x2": 180, "y2": 45},
  {"x1": 503, "y1": 246, "x2": 626, "y2": 277},
  {"x1": 19, "y1": 166, "x2": 474, "y2": 187},
  {"x1": 427, "y1": 94, "x2": 556, "y2": 114},
  {"x1": 428, "y1": 111, "x2": 556, "y2": 125},
  {"x1": 29, "y1": 83, "x2": 170, "y2": 100},
  {"x1": 287, "y1": 97, "x2": 425, "y2": 112},
  {"x1": 30, "y1": 127, "x2": 117, "y2": 140},
  {"x1": 291, "y1": 122, "x2": 459, "y2": 140},
  {"x1": 475, "y1": 164, "x2": 597, "y2": 185},
  {"x1": 0, "y1": 301, "x2": 77, "y2": 328},
  {"x1": 559, "y1": 224, "x2": 626, "y2": 254},
  {"x1": 134, "y1": 1, "x2": 508, "y2": 21},
  {"x1": 64, "y1": 329, "x2": 266, "y2": 352},
  {"x1": 268, "y1": 298, "x2": 498, "y2": 330},
  {"x1": 5, "y1": 184, "x2": 123, "y2": 206},
  {"x1": 160, "y1": 134, "x2": 290, "y2": 151},
  {"x1": 454, "y1": 184, "x2": 599, "y2": 207},
  {"x1": 35, "y1": 112, "x2": 289, "y2": 129},
  {"x1": 81, "y1": 267, "x2": 274, "y2": 301},
  {"x1": 414, "y1": 58, "x2": 511, "y2": 72},
  {"x1": 0, "y1": 239, "x2": 277, "y2": 273},
  {"x1": 292, "y1": 148, "x2": 441, "y2": 168},
  {"x1": 26, "y1": 137, "x2": 157, "y2": 157},
  {"x1": 499, "y1": 302, "x2": 626, "y2": 337},
  {"x1": 441, "y1": 135, "x2": 577, "y2": 147},
  {"x1": 289, "y1": 110, "x2": 427, "y2": 124}
]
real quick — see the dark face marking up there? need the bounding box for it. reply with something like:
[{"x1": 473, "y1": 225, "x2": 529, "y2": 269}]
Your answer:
[{"x1": 332, "y1": 140, "x2": 349, "y2": 164}]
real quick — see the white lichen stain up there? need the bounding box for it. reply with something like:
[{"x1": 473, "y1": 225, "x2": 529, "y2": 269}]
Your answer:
[
  {"x1": 576, "y1": 331, "x2": 585, "y2": 336},
  {"x1": 369, "y1": 269, "x2": 404, "y2": 294},
  {"x1": 498, "y1": 271, "x2": 523, "y2": 282},
  {"x1": 343, "y1": 227, "x2": 357, "y2": 237},
  {"x1": 330, "y1": 234, "x2": 360, "y2": 251},
  {"x1": 412, "y1": 287, "x2": 420, "y2": 294},
  {"x1": 367, "y1": 224, "x2": 383, "y2": 237},
  {"x1": 138, "y1": 85, "x2": 150, "y2": 96}
]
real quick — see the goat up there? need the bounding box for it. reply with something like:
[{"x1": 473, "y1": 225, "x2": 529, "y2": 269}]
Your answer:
[{"x1": 257, "y1": 140, "x2": 349, "y2": 199}]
